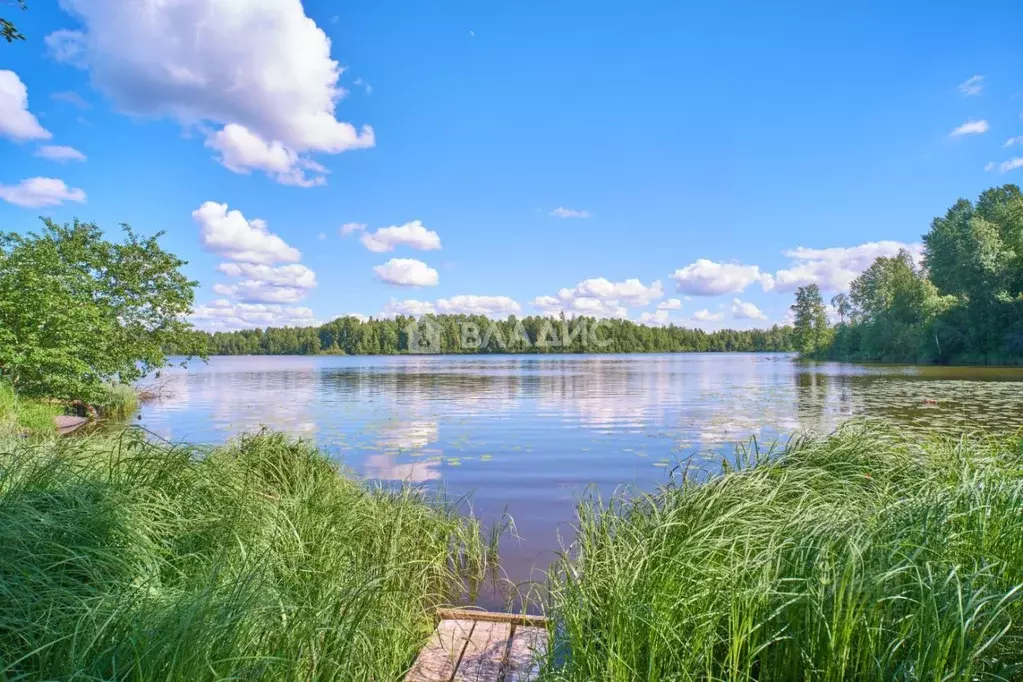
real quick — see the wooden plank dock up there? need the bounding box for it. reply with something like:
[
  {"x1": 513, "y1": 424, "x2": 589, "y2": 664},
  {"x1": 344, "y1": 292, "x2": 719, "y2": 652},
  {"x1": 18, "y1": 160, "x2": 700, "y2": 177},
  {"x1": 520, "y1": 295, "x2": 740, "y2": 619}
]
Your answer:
[{"x1": 405, "y1": 609, "x2": 548, "y2": 682}]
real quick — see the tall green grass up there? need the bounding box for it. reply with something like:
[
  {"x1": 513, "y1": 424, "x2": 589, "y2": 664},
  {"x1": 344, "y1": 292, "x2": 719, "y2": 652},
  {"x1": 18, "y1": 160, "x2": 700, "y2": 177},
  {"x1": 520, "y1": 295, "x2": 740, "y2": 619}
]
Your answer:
[
  {"x1": 546, "y1": 424, "x2": 1023, "y2": 681},
  {"x1": 93, "y1": 382, "x2": 140, "y2": 420},
  {"x1": 0, "y1": 430, "x2": 493, "y2": 680},
  {"x1": 0, "y1": 382, "x2": 60, "y2": 435}
]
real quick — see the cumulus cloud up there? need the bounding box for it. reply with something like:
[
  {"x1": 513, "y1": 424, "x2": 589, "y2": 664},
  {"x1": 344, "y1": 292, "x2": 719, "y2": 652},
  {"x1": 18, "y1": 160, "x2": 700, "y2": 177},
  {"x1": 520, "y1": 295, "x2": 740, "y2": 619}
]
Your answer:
[
  {"x1": 381, "y1": 299, "x2": 439, "y2": 317},
  {"x1": 361, "y1": 220, "x2": 441, "y2": 253},
  {"x1": 731, "y1": 298, "x2": 767, "y2": 320},
  {"x1": 435, "y1": 295, "x2": 521, "y2": 317},
  {"x1": 340, "y1": 222, "x2": 367, "y2": 236},
  {"x1": 193, "y1": 201, "x2": 300, "y2": 265},
  {"x1": 217, "y1": 263, "x2": 317, "y2": 289},
  {"x1": 670, "y1": 260, "x2": 773, "y2": 296},
  {"x1": 0, "y1": 70, "x2": 51, "y2": 142},
  {"x1": 693, "y1": 309, "x2": 724, "y2": 322},
  {"x1": 638, "y1": 309, "x2": 671, "y2": 326},
  {"x1": 35, "y1": 145, "x2": 87, "y2": 162},
  {"x1": 0, "y1": 177, "x2": 86, "y2": 207},
  {"x1": 532, "y1": 295, "x2": 628, "y2": 319},
  {"x1": 381, "y1": 296, "x2": 521, "y2": 319},
  {"x1": 189, "y1": 299, "x2": 317, "y2": 331},
  {"x1": 657, "y1": 298, "x2": 682, "y2": 310},
  {"x1": 771, "y1": 241, "x2": 923, "y2": 292},
  {"x1": 212, "y1": 281, "x2": 307, "y2": 303},
  {"x1": 549, "y1": 207, "x2": 592, "y2": 218},
  {"x1": 373, "y1": 258, "x2": 439, "y2": 287},
  {"x1": 950, "y1": 120, "x2": 989, "y2": 136},
  {"x1": 957, "y1": 75, "x2": 985, "y2": 97},
  {"x1": 558, "y1": 278, "x2": 664, "y2": 307},
  {"x1": 47, "y1": 0, "x2": 374, "y2": 185},
  {"x1": 532, "y1": 277, "x2": 662, "y2": 319},
  {"x1": 205, "y1": 124, "x2": 327, "y2": 187}
]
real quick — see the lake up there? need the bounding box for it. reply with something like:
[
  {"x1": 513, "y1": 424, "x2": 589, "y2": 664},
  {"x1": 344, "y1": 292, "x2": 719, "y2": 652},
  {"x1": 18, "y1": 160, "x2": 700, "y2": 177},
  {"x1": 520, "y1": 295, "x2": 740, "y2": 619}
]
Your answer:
[{"x1": 139, "y1": 353, "x2": 1023, "y2": 603}]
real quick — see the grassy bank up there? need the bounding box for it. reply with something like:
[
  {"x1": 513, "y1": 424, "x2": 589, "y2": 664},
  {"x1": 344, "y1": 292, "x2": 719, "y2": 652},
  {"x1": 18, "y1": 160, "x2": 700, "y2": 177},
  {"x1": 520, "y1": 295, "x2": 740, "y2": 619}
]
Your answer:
[
  {"x1": 0, "y1": 382, "x2": 61, "y2": 435},
  {"x1": 0, "y1": 430, "x2": 492, "y2": 680},
  {"x1": 547, "y1": 424, "x2": 1023, "y2": 680}
]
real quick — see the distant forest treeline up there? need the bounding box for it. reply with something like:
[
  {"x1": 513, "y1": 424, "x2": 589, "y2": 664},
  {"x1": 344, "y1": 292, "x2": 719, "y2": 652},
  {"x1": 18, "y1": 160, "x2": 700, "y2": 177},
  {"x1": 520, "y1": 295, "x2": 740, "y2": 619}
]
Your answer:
[{"x1": 177, "y1": 316, "x2": 796, "y2": 356}]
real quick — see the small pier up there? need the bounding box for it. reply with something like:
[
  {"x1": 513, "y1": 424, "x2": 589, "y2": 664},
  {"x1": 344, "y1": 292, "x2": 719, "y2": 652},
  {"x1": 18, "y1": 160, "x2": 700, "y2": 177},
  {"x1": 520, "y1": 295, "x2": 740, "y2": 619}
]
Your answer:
[{"x1": 404, "y1": 609, "x2": 547, "y2": 682}]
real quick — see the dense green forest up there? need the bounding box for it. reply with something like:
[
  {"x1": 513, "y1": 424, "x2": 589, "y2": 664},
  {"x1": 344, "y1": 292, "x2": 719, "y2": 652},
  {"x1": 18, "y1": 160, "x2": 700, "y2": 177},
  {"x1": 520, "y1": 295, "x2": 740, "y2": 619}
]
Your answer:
[
  {"x1": 790, "y1": 184, "x2": 1023, "y2": 365},
  {"x1": 185, "y1": 316, "x2": 796, "y2": 356}
]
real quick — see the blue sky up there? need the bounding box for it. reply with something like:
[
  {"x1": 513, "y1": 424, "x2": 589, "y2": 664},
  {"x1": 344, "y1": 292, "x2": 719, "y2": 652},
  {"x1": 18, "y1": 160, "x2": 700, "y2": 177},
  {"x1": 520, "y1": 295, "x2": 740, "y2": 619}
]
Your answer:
[{"x1": 2, "y1": 0, "x2": 1022, "y2": 330}]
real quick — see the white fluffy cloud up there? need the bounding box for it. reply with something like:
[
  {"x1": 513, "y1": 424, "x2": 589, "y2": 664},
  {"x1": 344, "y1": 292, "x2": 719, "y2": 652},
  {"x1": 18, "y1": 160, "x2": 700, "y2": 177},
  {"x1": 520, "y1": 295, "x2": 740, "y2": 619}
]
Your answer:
[
  {"x1": 950, "y1": 120, "x2": 989, "y2": 136},
  {"x1": 638, "y1": 309, "x2": 671, "y2": 326},
  {"x1": 212, "y1": 281, "x2": 307, "y2": 303},
  {"x1": 0, "y1": 177, "x2": 86, "y2": 207},
  {"x1": 731, "y1": 298, "x2": 767, "y2": 320},
  {"x1": 35, "y1": 145, "x2": 87, "y2": 162},
  {"x1": 558, "y1": 278, "x2": 664, "y2": 307},
  {"x1": 205, "y1": 124, "x2": 327, "y2": 187},
  {"x1": 340, "y1": 222, "x2": 367, "y2": 236},
  {"x1": 693, "y1": 309, "x2": 724, "y2": 322},
  {"x1": 381, "y1": 296, "x2": 521, "y2": 319},
  {"x1": 0, "y1": 71, "x2": 51, "y2": 142},
  {"x1": 436, "y1": 295, "x2": 521, "y2": 317},
  {"x1": 48, "y1": 0, "x2": 374, "y2": 185},
  {"x1": 373, "y1": 258, "x2": 439, "y2": 287},
  {"x1": 216, "y1": 263, "x2": 317, "y2": 289},
  {"x1": 670, "y1": 260, "x2": 773, "y2": 296},
  {"x1": 771, "y1": 241, "x2": 922, "y2": 292},
  {"x1": 549, "y1": 207, "x2": 592, "y2": 218},
  {"x1": 532, "y1": 295, "x2": 628, "y2": 319},
  {"x1": 382, "y1": 299, "x2": 439, "y2": 317},
  {"x1": 361, "y1": 221, "x2": 441, "y2": 253},
  {"x1": 532, "y1": 277, "x2": 661, "y2": 319},
  {"x1": 189, "y1": 299, "x2": 317, "y2": 331},
  {"x1": 957, "y1": 75, "x2": 985, "y2": 97},
  {"x1": 193, "y1": 201, "x2": 300, "y2": 265},
  {"x1": 657, "y1": 298, "x2": 682, "y2": 310}
]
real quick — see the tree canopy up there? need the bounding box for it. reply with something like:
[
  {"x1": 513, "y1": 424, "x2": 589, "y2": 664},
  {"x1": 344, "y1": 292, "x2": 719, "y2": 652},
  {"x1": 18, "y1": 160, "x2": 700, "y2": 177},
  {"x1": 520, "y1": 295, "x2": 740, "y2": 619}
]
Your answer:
[
  {"x1": 0, "y1": 219, "x2": 205, "y2": 401},
  {"x1": 1, "y1": 1, "x2": 27, "y2": 44},
  {"x1": 813, "y1": 184, "x2": 1023, "y2": 365}
]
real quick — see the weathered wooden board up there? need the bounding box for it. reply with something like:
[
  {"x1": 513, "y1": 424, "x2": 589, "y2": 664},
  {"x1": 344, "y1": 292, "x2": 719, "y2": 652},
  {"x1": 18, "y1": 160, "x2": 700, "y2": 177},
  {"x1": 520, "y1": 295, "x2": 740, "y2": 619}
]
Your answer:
[
  {"x1": 452, "y1": 620, "x2": 512, "y2": 682},
  {"x1": 435, "y1": 608, "x2": 548, "y2": 628},
  {"x1": 405, "y1": 612, "x2": 548, "y2": 682},
  {"x1": 502, "y1": 625, "x2": 547, "y2": 682},
  {"x1": 405, "y1": 618, "x2": 474, "y2": 682}
]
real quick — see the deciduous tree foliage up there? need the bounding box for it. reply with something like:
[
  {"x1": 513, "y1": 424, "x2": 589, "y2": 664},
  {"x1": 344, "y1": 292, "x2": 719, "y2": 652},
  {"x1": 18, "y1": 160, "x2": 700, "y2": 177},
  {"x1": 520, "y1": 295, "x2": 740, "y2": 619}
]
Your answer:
[
  {"x1": 1, "y1": 1, "x2": 27, "y2": 44},
  {"x1": 819, "y1": 184, "x2": 1023, "y2": 364},
  {"x1": 790, "y1": 284, "x2": 831, "y2": 356},
  {"x1": 0, "y1": 219, "x2": 205, "y2": 401}
]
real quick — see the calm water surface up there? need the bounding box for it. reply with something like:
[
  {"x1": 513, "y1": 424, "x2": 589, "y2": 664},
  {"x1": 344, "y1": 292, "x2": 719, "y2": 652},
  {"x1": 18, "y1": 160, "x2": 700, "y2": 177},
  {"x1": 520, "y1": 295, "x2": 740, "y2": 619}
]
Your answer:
[{"x1": 138, "y1": 353, "x2": 1023, "y2": 598}]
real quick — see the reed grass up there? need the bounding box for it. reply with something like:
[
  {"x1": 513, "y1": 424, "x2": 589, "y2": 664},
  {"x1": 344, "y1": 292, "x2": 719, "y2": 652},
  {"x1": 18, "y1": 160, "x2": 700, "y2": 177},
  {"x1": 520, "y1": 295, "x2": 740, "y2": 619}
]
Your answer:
[
  {"x1": 0, "y1": 429, "x2": 492, "y2": 680},
  {"x1": 546, "y1": 423, "x2": 1023, "y2": 681}
]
